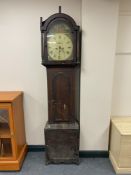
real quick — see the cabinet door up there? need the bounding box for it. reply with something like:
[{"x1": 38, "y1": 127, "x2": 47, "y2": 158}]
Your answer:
[
  {"x1": 0, "y1": 104, "x2": 16, "y2": 160},
  {"x1": 47, "y1": 68, "x2": 75, "y2": 123}
]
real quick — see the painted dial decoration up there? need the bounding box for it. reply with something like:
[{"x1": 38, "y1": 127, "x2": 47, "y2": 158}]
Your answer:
[{"x1": 47, "y1": 22, "x2": 73, "y2": 61}]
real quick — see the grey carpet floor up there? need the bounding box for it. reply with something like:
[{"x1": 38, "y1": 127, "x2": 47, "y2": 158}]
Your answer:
[{"x1": 0, "y1": 152, "x2": 120, "y2": 175}]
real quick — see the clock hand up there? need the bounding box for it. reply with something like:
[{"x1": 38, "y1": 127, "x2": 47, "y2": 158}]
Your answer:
[
  {"x1": 61, "y1": 48, "x2": 65, "y2": 57},
  {"x1": 58, "y1": 46, "x2": 61, "y2": 60}
]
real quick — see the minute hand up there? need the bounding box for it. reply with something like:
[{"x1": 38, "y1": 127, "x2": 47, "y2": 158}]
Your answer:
[{"x1": 58, "y1": 46, "x2": 61, "y2": 60}]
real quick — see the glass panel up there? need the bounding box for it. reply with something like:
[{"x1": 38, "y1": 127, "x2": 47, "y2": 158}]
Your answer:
[
  {"x1": 47, "y1": 22, "x2": 73, "y2": 61},
  {"x1": 0, "y1": 109, "x2": 10, "y2": 138},
  {"x1": 0, "y1": 138, "x2": 12, "y2": 157}
]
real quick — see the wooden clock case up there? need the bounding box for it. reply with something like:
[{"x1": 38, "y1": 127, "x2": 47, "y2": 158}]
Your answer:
[{"x1": 40, "y1": 8, "x2": 81, "y2": 164}]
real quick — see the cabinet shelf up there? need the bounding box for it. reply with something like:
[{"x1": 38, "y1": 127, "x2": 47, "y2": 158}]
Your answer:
[
  {"x1": 0, "y1": 123, "x2": 11, "y2": 138},
  {"x1": 0, "y1": 139, "x2": 12, "y2": 158}
]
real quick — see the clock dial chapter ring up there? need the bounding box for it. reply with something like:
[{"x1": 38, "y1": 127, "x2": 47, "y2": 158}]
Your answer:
[{"x1": 47, "y1": 33, "x2": 73, "y2": 61}]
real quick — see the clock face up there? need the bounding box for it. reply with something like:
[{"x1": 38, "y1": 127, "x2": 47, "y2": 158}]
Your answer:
[
  {"x1": 47, "y1": 22, "x2": 73, "y2": 61},
  {"x1": 48, "y1": 33, "x2": 73, "y2": 61}
]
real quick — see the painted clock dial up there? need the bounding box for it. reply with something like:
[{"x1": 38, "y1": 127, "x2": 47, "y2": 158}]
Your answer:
[{"x1": 47, "y1": 22, "x2": 73, "y2": 61}]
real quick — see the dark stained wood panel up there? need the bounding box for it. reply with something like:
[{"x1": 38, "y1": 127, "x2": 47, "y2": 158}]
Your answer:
[
  {"x1": 45, "y1": 122, "x2": 79, "y2": 164},
  {"x1": 47, "y1": 67, "x2": 76, "y2": 123}
]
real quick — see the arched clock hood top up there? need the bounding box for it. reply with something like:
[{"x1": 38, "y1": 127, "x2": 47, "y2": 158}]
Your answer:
[{"x1": 40, "y1": 13, "x2": 79, "y2": 32}]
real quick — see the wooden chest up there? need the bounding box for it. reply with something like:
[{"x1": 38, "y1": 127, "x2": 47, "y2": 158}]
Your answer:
[{"x1": 109, "y1": 117, "x2": 131, "y2": 174}]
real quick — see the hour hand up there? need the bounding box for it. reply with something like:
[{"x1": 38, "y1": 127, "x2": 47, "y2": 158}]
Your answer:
[{"x1": 61, "y1": 48, "x2": 65, "y2": 54}]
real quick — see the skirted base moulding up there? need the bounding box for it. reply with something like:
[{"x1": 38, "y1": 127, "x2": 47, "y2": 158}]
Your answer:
[{"x1": 0, "y1": 144, "x2": 28, "y2": 171}]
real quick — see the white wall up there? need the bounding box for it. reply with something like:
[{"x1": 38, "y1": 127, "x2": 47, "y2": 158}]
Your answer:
[
  {"x1": 112, "y1": 0, "x2": 131, "y2": 116},
  {"x1": 0, "y1": 0, "x2": 119, "y2": 150},
  {"x1": 81, "y1": 0, "x2": 119, "y2": 150},
  {"x1": 0, "y1": 0, "x2": 81, "y2": 145}
]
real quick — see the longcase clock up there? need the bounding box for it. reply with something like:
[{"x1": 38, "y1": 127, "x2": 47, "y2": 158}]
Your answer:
[{"x1": 40, "y1": 7, "x2": 81, "y2": 164}]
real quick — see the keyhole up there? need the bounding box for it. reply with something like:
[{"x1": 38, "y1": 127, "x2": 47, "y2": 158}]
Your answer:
[{"x1": 64, "y1": 104, "x2": 66, "y2": 110}]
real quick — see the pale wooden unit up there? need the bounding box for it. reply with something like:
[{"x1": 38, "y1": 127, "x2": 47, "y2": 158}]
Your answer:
[
  {"x1": 109, "y1": 117, "x2": 131, "y2": 174},
  {"x1": 0, "y1": 91, "x2": 27, "y2": 171}
]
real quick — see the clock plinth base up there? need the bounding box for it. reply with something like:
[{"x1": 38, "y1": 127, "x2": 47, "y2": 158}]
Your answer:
[{"x1": 44, "y1": 122, "x2": 79, "y2": 164}]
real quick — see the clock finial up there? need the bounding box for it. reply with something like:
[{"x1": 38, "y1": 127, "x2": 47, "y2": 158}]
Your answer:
[{"x1": 59, "y1": 6, "x2": 61, "y2": 13}]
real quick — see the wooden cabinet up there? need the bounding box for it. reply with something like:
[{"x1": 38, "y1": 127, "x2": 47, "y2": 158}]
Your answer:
[
  {"x1": 0, "y1": 91, "x2": 27, "y2": 171},
  {"x1": 109, "y1": 117, "x2": 131, "y2": 174}
]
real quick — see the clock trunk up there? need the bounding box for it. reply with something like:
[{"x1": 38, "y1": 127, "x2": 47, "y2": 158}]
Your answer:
[{"x1": 47, "y1": 67, "x2": 79, "y2": 123}]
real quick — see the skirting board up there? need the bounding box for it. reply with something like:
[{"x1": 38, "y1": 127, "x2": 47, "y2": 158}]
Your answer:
[{"x1": 28, "y1": 145, "x2": 109, "y2": 158}]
